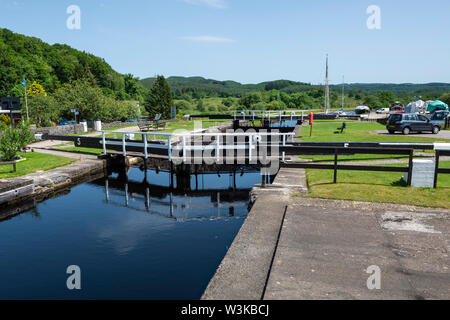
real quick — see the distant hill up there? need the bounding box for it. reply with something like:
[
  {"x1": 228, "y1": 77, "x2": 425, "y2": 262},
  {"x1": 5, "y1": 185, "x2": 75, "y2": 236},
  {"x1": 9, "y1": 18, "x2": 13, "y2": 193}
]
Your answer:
[
  {"x1": 140, "y1": 76, "x2": 316, "y2": 97},
  {"x1": 335, "y1": 83, "x2": 450, "y2": 94},
  {"x1": 141, "y1": 76, "x2": 450, "y2": 97}
]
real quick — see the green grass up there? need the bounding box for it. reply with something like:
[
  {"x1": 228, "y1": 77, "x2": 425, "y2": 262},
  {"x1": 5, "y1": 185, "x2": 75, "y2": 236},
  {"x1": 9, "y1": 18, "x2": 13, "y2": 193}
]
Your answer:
[
  {"x1": 105, "y1": 120, "x2": 228, "y2": 140},
  {"x1": 0, "y1": 152, "x2": 75, "y2": 179},
  {"x1": 301, "y1": 121, "x2": 446, "y2": 143},
  {"x1": 51, "y1": 146, "x2": 105, "y2": 156},
  {"x1": 299, "y1": 121, "x2": 446, "y2": 162},
  {"x1": 305, "y1": 161, "x2": 450, "y2": 209}
]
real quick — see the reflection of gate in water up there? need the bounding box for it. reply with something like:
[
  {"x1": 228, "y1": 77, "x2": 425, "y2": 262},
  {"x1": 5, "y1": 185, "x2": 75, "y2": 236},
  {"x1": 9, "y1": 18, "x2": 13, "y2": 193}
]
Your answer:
[{"x1": 99, "y1": 173, "x2": 253, "y2": 222}]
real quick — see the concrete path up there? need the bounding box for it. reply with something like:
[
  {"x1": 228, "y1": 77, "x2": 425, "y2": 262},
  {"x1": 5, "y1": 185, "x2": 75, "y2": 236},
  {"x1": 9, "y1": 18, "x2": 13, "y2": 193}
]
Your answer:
[
  {"x1": 203, "y1": 165, "x2": 450, "y2": 300},
  {"x1": 376, "y1": 130, "x2": 450, "y2": 140},
  {"x1": 264, "y1": 197, "x2": 450, "y2": 300},
  {"x1": 30, "y1": 148, "x2": 98, "y2": 161}
]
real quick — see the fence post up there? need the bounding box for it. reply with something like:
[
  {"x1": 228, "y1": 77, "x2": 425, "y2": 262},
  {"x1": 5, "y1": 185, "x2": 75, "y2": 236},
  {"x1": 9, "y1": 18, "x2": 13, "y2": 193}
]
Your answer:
[
  {"x1": 183, "y1": 135, "x2": 187, "y2": 163},
  {"x1": 216, "y1": 134, "x2": 220, "y2": 162},
  {"x1": 168, "y1": 135, "x2": 172, "y2": 161},
  {"x1": 122, "y1": 133, "x2": 126, "y2": 157},
  {"x1": 407, "y1": 149, "x2": 413, "y2": 186},
  {"x1": 333, "y1": 148, "x2": 338, "y2": 183},
  {"x1": 102, "y1": 132, "x2": 107, "y2": 155},
  {"x1": 249, "y1": 134, "x2": 252, "y2": 162},
  {"x1": 144, "y1": 133, "x2": 148, "y2": 159},
  {"x1": 434, "y1": 150, "x2": 440, "y2": 188}
]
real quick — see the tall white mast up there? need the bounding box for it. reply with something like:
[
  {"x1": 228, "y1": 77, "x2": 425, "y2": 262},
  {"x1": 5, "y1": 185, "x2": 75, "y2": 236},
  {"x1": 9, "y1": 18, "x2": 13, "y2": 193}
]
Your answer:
[
  {"x1": 342, "y1": 75, "x2": 345, "y2": 109},
  {"x1": 324, "y1": 54, "x2": 330, "y2": 113}
]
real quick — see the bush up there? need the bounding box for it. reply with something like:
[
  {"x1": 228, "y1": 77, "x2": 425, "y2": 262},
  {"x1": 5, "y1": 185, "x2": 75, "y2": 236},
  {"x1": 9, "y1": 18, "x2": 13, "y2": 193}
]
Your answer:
[
  {"x1": 0, "y1": 114, "x2": 10, "y2": 126},
  {"x1": 0, "y1": 125, "x2": 33, "y2": 161}
]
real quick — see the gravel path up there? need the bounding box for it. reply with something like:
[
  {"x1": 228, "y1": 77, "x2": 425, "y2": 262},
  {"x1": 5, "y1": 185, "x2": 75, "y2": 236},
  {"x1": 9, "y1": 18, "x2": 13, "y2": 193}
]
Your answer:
[{"x1": 376, "y1": 130, "x2": 450, "y2": 140}]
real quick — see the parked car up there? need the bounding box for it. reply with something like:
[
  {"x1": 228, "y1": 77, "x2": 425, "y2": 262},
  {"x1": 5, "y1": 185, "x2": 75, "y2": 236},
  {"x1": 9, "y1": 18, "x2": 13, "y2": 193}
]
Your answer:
[
  {"x1": 376, "y1": 108, "x2": 390, "y2": 114},
  {"x1": 386, "y1": 113, "x2": 441, "y2": 135}
]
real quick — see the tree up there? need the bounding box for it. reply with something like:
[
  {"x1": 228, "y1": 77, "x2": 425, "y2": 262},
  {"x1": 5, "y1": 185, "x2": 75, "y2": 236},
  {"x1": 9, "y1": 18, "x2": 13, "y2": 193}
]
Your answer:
[
  {"x1": 376, "y1": 91, "x2": 397, "y2": 107},
  {"x1": 363, "y1": 95, "x2": 382, "y2": 109},
  {"x1": 440, "y1": 93, "x2": 450, "y2": 106},
  {"x1": 240, "y1": 92, "x2": 261, "y2": 109},
  {"x1": 27, "y1": 81, "x2": 47, "y2": 96},
  {"x1": 28, "y1": 94, "x2": 59, "y2": 126},
  {"x1": 144, "y1": 75, "x2": 173, "y2": 119}
]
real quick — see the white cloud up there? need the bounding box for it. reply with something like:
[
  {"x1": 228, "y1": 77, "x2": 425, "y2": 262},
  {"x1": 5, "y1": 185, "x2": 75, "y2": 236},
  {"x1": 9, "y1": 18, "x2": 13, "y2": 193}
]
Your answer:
[
  {"x1": 181, "y1": 35, "x2": 235, "y2": 43},
  {"x1": 183, "y1": 0, "x2": 227, "y2": 9}
]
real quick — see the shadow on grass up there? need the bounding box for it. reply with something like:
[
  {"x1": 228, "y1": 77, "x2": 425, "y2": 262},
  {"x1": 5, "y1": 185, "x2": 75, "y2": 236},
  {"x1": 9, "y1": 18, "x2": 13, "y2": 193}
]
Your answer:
[
  {"x1": 306, "y1": 156, "x2": 409, "y2": 163},
  {"x1": 391, "y1": 179, "x2": 407, "y2": 187},
  {"x1": 310, "y1": 181, "x2": 400, "y2": 187}
]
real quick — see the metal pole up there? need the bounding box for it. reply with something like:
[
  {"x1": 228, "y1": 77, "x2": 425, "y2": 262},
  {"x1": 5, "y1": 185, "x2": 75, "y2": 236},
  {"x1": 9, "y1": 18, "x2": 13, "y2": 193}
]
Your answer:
[
  {"x1": 216, "y1": 134, "x2": 220, "y2": 162},
  {"x1": 249, "y1": 134, "x2": 252, "y2": 162},
  {"x1": 333, "y1": 148, "x2": 338, "y2": 183},
  {"x1": 122, "y1": 133, "x2": 126, "y2": 157},
  {"x1": 183, "y1": 135, "x2": 187, "y2": 163},
  {"x1": 168, "y1": 135, "x2": 172, "y2": 161},
  {"x1": 24, "y1": 79, "x2": 29, "y2": 121},
  {"x1": 102, "y1": 132, "x2": 107, "y2": 155},
  {"x1": 434, "y1": 150, "x2": 440, "y2": 188},
  {"x1": 144, "y1": 133, "x2": 148, "y2": 159},
  {"x1": 407, "y1": 150, "x2": 413, "y2": 186}
]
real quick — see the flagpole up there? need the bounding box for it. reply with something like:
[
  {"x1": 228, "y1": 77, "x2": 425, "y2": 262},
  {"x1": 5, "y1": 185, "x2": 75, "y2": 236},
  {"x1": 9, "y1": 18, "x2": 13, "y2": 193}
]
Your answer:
[{"x1": 23, "y1": 78, "x2": 29, "y2": 121}]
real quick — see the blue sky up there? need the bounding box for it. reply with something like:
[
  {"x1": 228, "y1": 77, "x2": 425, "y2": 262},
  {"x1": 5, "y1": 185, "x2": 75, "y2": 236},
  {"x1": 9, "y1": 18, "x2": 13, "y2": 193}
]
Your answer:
[{"x1": 1, "y1": 0, "x2": 449, "y2": 84}]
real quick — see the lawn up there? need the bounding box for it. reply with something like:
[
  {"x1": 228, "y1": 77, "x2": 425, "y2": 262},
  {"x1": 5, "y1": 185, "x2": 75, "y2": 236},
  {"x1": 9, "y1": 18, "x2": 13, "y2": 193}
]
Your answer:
[
  {"x1": 299, "y1": 121, "x2": 446, "y2": 162},
  {"x1": 305, "y1": 161, "x2": 450, "y2": 209},
  {"x1": 0, "y1": 152, "x2": 75, "y2": 179},
  {"x1": 105, "y1": 120, "x2": 228, "y2": 140}
]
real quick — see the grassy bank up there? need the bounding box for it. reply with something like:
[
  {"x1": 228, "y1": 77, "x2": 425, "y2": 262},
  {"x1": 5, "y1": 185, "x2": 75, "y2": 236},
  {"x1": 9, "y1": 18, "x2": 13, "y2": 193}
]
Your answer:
[
  {"x1": 305, "y1": 161, "x2": 450, "y2": 209},
  {"x1": 0, "y1": 152, "x2": 75, "y2": 179},
  {"x1": 299, "y1": 121, "x2": 446, "y2": 162}
]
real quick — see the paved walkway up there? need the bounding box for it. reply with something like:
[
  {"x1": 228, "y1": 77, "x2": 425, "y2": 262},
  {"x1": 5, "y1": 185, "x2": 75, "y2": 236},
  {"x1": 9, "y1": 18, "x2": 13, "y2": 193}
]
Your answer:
[
  {"x1": 264, "y1": 196, "x2": 450, "y2": 300},
  {"x1": 376, "y1": 130, "x2": 450, "y2": 140},
  {"x1": 203, "y1": 165, "x2": 450, "y2": 300}
]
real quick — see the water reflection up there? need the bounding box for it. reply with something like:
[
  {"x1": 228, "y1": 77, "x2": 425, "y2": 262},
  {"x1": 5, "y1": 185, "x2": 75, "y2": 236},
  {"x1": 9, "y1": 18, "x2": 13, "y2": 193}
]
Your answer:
[
  {"x1": 98, "y1": 167, "x2": 258, "y2": 222},
  {"x1": 0, "y1": 166, "x2": 265, "y2": 299}
]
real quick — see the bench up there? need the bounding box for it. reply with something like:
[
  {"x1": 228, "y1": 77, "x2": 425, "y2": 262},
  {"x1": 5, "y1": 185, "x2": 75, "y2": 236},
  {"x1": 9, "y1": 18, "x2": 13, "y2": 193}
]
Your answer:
[
  {"x1": 138, "y1": 121, "x2": 168, "y2": 132},
  {"x1": 138, "y1": 114, "x2": 169, "y2": 132},
  {"x1": 0, "y1": 161, "x2": 16, "y2": 173},
  {"x1": 334, "y1": 122, "x2": 346, "y2": 134},
  {"x1": 138, "y1": 123, "x2": 156, "y2": 132}
]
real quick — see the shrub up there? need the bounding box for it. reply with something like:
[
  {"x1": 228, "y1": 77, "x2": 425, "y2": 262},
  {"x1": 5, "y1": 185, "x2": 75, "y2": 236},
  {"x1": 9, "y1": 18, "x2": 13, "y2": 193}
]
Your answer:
[
  {"x1": 0, "y1": 125, "x2": 33, "y2": 161},
  {"x1": 0, "y1": 114, "x2": 10, "y2": 126}
]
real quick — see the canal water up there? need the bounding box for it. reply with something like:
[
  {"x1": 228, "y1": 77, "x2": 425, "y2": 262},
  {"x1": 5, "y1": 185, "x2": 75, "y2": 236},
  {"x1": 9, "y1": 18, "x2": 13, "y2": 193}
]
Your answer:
[{"x1": 0, "y1": 167, "x2": 264, "y2": 299}]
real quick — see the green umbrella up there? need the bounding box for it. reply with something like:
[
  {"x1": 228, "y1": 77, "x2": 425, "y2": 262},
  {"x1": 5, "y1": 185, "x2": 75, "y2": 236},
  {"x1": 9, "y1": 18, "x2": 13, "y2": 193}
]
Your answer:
[{"x1": 427, "y1": 100, "x2": 449, "y2": 112}]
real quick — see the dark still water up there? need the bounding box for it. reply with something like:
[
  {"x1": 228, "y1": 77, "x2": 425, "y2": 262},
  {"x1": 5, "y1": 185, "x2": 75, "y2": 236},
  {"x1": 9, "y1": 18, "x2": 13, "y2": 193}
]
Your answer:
[{"x1": 0, "y1": 167, "x2": 262, "y2": 299}]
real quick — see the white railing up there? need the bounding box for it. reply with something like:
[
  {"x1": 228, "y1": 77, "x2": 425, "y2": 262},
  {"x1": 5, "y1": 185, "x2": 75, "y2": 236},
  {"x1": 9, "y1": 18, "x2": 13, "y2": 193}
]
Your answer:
[
  {"x1": 100, "y1": 130, "x2": 294, "y2": 162},
  {"x1": 230, "y1": 109, "x2": 308, "y2": 121}
]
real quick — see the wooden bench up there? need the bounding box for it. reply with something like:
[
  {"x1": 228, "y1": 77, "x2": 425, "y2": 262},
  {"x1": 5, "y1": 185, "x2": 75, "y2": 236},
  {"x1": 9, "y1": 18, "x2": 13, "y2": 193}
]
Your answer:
[
  {"x1": 0, "y1": 161, "x2": 16, "y2": 173},
  {"x1": 138, "y1": 123, "x2": 156, "y2": 132}
]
